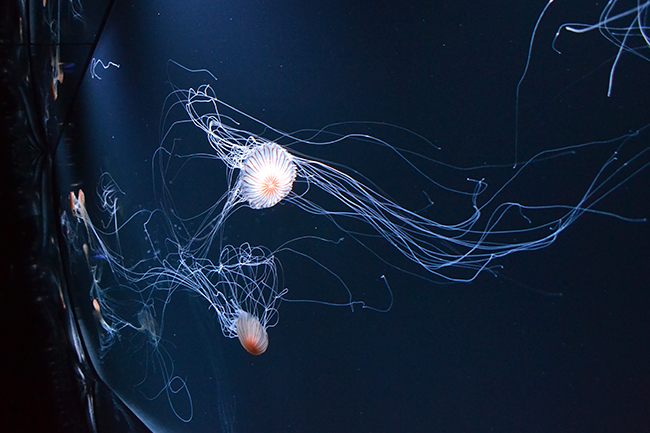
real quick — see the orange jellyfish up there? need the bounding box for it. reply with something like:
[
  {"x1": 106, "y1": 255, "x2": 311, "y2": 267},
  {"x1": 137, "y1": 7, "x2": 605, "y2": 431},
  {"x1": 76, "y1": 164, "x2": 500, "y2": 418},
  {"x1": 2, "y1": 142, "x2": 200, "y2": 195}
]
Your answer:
[{"x1": 236, "y1": 311, "x2": 269, "y2": 355}]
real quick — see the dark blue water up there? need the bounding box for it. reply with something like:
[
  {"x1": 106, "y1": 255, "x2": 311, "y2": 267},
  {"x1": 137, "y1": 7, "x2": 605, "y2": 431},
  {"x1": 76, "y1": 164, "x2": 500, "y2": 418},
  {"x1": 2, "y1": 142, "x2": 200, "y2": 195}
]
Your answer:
[{"x1": 57, "y1": 1, "x2": 650, "y2": 431}]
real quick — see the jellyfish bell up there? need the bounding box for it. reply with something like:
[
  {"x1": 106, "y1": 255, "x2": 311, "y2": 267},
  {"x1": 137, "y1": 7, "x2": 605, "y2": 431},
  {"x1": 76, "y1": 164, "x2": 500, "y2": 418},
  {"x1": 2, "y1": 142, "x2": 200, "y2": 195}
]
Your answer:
[
  {"x1": 137, "y1": 303, "x2": 161, "y2": 348},
  {"x1": 235, "y1": 311, "x2": 269, "y2": 355},
  {"x1": 240, "y1": 141, "x2": 296, "y2": 209}
]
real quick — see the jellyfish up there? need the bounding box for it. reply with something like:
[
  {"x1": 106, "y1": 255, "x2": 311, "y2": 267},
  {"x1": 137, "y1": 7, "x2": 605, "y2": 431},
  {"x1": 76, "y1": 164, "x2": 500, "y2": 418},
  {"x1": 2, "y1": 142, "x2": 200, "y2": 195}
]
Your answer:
[
  {"x1": 132, "y1": 302, "x2": 194, "y2": 423},
  {"x1": 155, "y1": 243, "x2": 287, "y2": 355},
  {"x1": 236, "y1": 311, "x2": 269, "y2": 355},
  {"x1": 158, "y1": 67, "x2": 647, "y2": 284},
  {"x1": 137, "y1": 302, "x2": 161, "y2": 348},
  {"x1": 68, "y1": 184, "x2": 288, "y2": 356}
]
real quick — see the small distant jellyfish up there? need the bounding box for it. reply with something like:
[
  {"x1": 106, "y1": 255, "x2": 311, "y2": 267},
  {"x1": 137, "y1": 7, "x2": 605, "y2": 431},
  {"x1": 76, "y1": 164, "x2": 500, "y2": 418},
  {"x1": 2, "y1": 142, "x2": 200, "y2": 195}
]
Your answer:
[
  {"x1": 92, "y1": 298, "x2": 101, "y2": 315},
  {"x1": 236, "y1": 311, "x2": 269, "y2": 355},
  {"x1": 137, "y1": 304, "x2": 161, "y2": 347}
]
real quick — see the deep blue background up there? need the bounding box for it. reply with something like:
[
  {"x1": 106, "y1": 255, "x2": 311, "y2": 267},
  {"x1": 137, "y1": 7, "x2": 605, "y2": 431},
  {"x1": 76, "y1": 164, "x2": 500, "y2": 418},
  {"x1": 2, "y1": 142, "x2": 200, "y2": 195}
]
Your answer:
[{"x1": 58, "y1": 1, "x2": 650, "y2": 432}]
